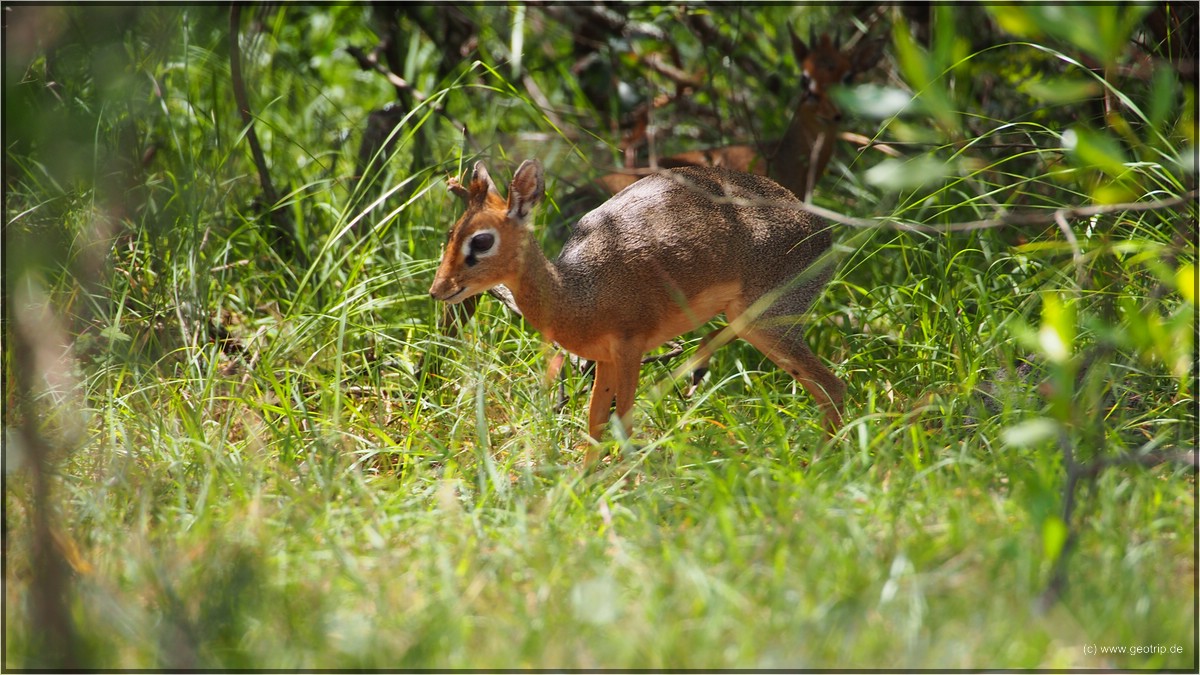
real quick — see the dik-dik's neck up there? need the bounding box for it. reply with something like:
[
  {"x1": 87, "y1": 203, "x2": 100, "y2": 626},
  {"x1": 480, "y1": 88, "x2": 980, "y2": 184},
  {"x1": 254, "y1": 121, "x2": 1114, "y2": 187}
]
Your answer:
[
  {"x1": 507, "y1": 238, "x2": 566, "y2": 342},
  {"x1": 768, "y1": 103, "x2": 839, "y2": 201}
]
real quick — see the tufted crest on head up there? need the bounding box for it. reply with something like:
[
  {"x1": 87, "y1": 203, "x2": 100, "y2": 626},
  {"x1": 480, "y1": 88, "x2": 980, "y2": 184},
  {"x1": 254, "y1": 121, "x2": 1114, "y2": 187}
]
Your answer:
[{"x1": 467, "y1": 161, "x2": 502, "y2": 210}]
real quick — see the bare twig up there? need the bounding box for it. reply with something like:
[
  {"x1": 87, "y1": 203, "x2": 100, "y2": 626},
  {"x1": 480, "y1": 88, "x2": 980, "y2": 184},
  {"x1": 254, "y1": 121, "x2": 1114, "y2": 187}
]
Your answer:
[
  {"x1": 640, "y1": 341, "x2": 685, "y2": 364},
  {"x1": 839, "y1": 131, "x2": 904, "y2": 158},
  {"x1": 345, "y1": 45, "x2": 427, "y2": 103},
  {"x1": 229, "y1": 4, "x2": 300, "y2": 258},
  {"x1": 344, "y1": 43, "x2": 470, "y2": 137},
  {"x1": 797, "y1": 190, "x2": 1198, "y2": 234},
  {"x1": 657, "y1": 166, "x2": 1196, "y2": 234},
  {"x1": 682, "y1": 12, "x2": 767, "y2": 82},
  {"x1": 642, "y1": 52, "x2": 703, "y2": 89}
]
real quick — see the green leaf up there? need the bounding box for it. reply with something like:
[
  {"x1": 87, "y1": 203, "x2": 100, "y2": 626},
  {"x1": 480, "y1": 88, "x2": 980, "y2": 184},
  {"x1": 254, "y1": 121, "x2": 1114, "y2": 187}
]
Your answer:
[
  {"x1": 1119, "y1": 294, "x2": 1153, "y2": 353},
  {"x1": 831, "y1": 84, "x2": 914, "y2": 120},
  {"x1": 1002, "y1": 418, "x2": 1060, "y2": 449},
  {"x1": 989, "y1": 5, "x2": 1153, "y2": 65},
  {"x1": 864, "y1": 156, "x2": 955, "y2": 192},
  {"x1": 1038, "y1": 292, "x2": 1075, "y2": 364},
  {"x1": 1177, "y1": 264, "x2": 1195, "y2": 305},
  {"x1": 101, "y1": 324, "x2": 131, "y2": 343},
  {"x1": 1062, "y1": 126, "x2": 1130, "y2": 178},
  {"x1": 891, "y1": 19, "x2": 959, "y2": 135},
  {"x1": 932, "y1": 5, "x2": 967, "y2": 71},
  {"x1": 1041, "y1": 515, "x2": 1069, "y2": 565},
  {"x1": 1148, "y1": 67, "x2": 1181, "y2": 136},
  {"x1": 1091, "y1": 182, "x2": 1141, "y2": 205},
  {"x1": 987, "y1": 6, "x2": 1043, "y2": 39},
  {"x1": 1019, "y1": 77, "x2": 1101, "y2": 105}
]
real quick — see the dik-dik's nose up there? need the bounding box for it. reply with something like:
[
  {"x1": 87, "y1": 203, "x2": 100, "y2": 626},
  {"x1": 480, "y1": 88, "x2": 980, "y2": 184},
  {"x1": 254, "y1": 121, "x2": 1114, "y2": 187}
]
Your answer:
[{"x1": 429, "y1": 276, "x2": 465, "y2": 303}]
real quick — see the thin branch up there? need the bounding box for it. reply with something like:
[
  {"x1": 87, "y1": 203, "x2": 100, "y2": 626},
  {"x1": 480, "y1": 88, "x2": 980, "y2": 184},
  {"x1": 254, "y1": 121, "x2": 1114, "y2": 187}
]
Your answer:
[
  {"x1": 640, "y1": 341, "x2": 685, "y2": 364},
  {"x1": 642, "y1": 52, "x2": 703, "y2": 89},
  {"x1": 839, "y1": 131, "x2": 904, "y2": 158},
  {"x1": 345, "y1": 44, "x2": 427, "y2": 103},
  {"x1": 344, "y1": 43, "x2": 470, "y2": 136},
  {"x1": 229, "y1": 4, "x2": 300, "y2": 257},
  {"x1": 1040, "y1": 441, "x2": 1196, "y2": 611},
  {"x1": 660, "y1": 167, "x2": 1196, "y2": 234},
  {"x1": 800, "y1": 190, "x2": 1198, "y2": 234},
  {"x1": 682, "y1": 12, "x2": 767, "y2": 82}
]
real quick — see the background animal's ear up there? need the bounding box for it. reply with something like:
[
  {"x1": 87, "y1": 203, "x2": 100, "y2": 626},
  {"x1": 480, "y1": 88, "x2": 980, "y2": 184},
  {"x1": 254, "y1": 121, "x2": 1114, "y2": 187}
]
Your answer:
[
  {"x1": 468, "y1": 161, "x2": 500, "y2": 207},
  {"x1": 789, "y1": 23, "x2": 810, "y2": 64},
  {"x1": 507, "y1": 159, "x2": 545, "y2": 225}
]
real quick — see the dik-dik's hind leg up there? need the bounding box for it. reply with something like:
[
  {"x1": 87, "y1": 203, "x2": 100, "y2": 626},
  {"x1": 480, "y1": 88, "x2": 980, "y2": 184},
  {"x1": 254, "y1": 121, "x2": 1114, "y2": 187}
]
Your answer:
[
  {"x1": 611, "y1": 349, "x2": 642, "y2": 438},
  {"x1": 739, "y1": 325, "x2": 845, "y2": 435},
  {"x1": 686, "y1": 328, "x2": 720, "y2": 397}
]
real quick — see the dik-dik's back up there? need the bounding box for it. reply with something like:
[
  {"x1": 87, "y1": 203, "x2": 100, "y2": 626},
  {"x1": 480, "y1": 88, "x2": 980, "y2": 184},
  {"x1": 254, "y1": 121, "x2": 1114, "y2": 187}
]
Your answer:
[{"x1": 556, "y1": 167, "x2": 832, "y2": 343}]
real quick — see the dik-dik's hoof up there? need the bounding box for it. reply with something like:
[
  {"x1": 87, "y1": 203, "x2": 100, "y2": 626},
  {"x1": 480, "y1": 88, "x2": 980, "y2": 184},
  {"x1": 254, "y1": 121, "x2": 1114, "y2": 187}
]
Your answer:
[{"x1": 685, "y1": 365, "x2": 710, "y2": 398}]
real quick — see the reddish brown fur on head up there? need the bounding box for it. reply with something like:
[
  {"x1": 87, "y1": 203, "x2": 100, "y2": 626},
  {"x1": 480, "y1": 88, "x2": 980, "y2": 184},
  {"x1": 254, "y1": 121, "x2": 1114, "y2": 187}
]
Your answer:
[{"x1": 429, "y1": 160, "x2": 544, "y2": 304}]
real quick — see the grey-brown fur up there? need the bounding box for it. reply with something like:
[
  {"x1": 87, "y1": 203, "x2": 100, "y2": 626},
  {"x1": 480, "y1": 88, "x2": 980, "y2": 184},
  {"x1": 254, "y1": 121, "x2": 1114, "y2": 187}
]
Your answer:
[{"x1": 556, "y1": 167, "x2": 832, "y2": 335}]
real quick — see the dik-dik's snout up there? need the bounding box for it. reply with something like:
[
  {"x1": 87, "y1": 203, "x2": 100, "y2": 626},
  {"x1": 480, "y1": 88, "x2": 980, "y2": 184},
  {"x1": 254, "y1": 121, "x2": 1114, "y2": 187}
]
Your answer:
[{"x1": 429, "y1": 275, "x2": 467, "y2": 303}]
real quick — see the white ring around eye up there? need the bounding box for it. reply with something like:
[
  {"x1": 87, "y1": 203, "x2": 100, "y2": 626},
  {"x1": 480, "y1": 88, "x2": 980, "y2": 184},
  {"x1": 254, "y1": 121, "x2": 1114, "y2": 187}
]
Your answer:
[{"x1": 461, "y1": 227, "x2": 500, "y2": 261}]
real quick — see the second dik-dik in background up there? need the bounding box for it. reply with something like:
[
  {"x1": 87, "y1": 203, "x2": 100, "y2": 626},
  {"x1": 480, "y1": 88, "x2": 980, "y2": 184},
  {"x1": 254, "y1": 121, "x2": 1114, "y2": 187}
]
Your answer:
[
  {"x1": 429, "y1": 160, "x2": 845, "y2": 462},
  {"x1": 592, "y1": 29, "x2": 883, "y2": 202}
]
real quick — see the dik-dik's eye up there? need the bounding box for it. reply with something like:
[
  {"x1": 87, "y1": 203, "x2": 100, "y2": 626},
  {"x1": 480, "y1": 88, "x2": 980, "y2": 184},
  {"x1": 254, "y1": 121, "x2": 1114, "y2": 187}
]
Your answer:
[
  {"x1": 462, "y1": 229, "x2": 499, "y2": 267},
  {"x1": 470, "y1": 231, "x2": 496, "y2": 254}
]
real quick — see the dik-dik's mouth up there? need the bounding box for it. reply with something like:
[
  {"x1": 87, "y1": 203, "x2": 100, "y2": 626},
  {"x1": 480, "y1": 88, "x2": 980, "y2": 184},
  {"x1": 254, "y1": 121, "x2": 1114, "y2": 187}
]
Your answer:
[{"x1": 429, "y1": 281, "x2": 468, "y2": 304}]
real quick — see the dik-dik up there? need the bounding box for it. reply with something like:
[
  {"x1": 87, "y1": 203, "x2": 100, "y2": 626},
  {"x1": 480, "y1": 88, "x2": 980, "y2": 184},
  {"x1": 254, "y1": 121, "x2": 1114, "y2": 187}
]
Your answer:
[
  {"x1": 424, "y1": 30, "x2": 881, "y2": 394},
  {"x1": 429, "y1": 160, "x2": 844, "y2": 461},
  {"x1": 592, "y1": 29, "x2": 883, "y2": 202}
]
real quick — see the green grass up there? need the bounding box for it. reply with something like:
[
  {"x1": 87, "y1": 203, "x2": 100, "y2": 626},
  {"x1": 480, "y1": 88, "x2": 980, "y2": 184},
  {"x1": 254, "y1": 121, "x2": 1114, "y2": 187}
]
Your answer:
[{"x1": 4, "y1": 5, "x2": 1195, "y2": 670}]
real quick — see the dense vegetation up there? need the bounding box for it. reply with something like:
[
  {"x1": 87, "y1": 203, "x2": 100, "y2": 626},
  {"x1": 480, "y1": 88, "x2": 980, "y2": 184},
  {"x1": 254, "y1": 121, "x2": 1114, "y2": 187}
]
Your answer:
[{"x1": 4, "y1": 4, "x2": 1195, "y2": 669}]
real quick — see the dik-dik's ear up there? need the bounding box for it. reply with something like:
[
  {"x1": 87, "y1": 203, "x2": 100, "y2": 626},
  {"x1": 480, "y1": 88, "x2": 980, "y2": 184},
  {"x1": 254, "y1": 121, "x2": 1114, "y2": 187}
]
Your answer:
[
  {"x1": 467, "y1": 161, "x2": 500, "y2": 208},
  {"x1": 506, "y1": 159, "x2": 544, "y2": 225}
]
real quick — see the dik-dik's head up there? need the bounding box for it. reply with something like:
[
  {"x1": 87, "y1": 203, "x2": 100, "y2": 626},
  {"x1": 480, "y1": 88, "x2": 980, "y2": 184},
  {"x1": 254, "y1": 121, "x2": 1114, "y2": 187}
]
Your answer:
[
  {"x1": 791, "y1": 28, "x2": 883, "y2": 123},
  {"x1": 429, "y1": 160, "x2": 544, "y2": 304}
]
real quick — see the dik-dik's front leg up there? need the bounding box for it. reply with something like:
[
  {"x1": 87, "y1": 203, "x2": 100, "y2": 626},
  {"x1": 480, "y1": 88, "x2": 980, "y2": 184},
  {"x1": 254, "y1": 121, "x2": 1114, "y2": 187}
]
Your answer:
[
  {"x1": 587, "y1": 361, "x2": 617, "y2": 442},
  {"x1": 584, "y1": 352, "x2": 642, "y2": 465}
]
